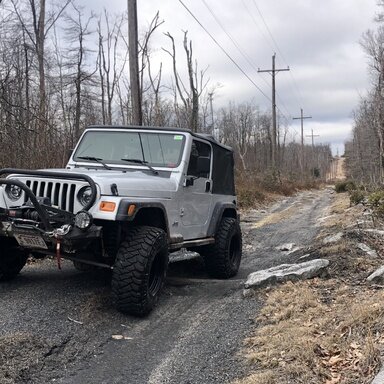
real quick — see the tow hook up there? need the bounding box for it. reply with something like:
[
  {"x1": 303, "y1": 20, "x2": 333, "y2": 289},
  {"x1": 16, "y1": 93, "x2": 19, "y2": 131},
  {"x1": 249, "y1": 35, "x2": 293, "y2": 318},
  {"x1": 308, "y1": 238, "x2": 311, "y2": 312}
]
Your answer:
[
  {"x1": 56, "y1": 240, "x2": 62, "y2": 270},
  {"x1": 48, "y1": 225, "x2": 72, "y2": 270},
  {"x1": 47, "y1": 224, "x2": 72, "y2": 239}
]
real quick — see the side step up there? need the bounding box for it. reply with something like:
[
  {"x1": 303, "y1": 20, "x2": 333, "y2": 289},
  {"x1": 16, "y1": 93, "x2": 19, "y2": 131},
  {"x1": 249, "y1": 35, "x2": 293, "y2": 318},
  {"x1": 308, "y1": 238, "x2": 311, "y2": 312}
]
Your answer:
[{"x1": 169, "y1": 237, "x2": 215, "y2": 251}]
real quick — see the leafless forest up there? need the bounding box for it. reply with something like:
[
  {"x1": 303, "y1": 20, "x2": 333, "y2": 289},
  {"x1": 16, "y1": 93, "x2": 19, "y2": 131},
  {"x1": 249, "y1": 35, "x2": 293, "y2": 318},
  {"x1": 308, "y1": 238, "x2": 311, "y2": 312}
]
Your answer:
[
  {"x1": 346, "y1": 1, "x2": 384, "y2": 185},
  {"x1": 0, "y1": 0, "x2": 332, "y2": 180}
]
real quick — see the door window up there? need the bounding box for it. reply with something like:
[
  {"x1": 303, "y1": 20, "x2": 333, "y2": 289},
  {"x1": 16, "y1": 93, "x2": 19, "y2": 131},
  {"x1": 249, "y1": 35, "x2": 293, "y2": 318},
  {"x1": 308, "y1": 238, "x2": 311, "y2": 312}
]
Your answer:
[{"x1": 187, "y1": 140, "x2": 211, "y2": 178}]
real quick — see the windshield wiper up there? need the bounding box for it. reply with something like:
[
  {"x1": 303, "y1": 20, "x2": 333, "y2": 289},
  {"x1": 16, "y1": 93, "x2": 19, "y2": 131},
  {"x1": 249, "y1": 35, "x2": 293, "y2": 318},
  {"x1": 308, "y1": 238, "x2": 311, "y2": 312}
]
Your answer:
[
  {"x1": 120, "y1": 158, "x2": 158, "y2": 175},
  {"x1": 77, "y1": 156, "x2": 112, "y2": 170}
]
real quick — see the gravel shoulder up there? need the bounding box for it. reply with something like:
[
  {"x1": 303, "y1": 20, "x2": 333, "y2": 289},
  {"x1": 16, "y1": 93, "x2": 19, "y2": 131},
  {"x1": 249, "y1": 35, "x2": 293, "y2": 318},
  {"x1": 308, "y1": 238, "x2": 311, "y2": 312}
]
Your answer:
[{"x1": 0, "y1": 188, "x2": 333, "y2": 384}]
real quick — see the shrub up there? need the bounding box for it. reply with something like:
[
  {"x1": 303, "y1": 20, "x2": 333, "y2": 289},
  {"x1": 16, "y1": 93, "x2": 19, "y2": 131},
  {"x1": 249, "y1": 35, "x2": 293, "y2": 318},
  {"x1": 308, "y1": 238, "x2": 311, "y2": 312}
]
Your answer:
[
  {"x1": 368, "y1": 190, "x2": 384, "y2": 216},
  {"x1": 368, "y1": 191, "x2": 384, "y2": 206},
  {"x1": 349, "y1": 190, "x2": 366, "y2": 205},
  {"x1": 335, "y1": 180, "x2": 356, "y2": 193},
  {"x1": 237, "y1": 187, "x2": 265, "y2": 209}
]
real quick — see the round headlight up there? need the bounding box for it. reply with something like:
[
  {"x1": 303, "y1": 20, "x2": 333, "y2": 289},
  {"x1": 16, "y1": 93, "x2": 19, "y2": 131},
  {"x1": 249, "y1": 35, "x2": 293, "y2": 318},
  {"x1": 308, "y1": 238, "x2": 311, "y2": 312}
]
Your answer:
[
  {"x1": 74, "y1": 211, "x2": 93, "y2": 230},
  {"x1": 5, "y1": 184, "x2": 22, "y2": 201},
  {"x1": 77, "y1": 186, "x2": 93, "y2": 207}
]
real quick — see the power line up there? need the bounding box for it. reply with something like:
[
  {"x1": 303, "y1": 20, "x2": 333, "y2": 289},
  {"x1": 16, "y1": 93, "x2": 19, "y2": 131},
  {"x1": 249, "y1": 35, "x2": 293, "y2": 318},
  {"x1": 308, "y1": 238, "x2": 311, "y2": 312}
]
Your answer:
[
  {"x1": 237, "y1": 0, "x2": 293, "y2": 119},
  {"x1": 248, "y1": 0, "x2": 304, "y2": 108},
  {"x1": 241, "y1": 0, "x2": 274, "y2": 52},
  {"x1": 187, "y1": 0, "x2": 291, "y2": 122},
  {"x1": 178, "y1": 0, "x2": 272, "y2": 103},
  {"x1": 201, "y1": 0, "x2": 258, "y2": 75},
  {"x1": 251, "y1": 0, "x2": 286, "y2": 63},
  {"x1": 200, "y1": 0, "x2": 291, "y2": 120}
]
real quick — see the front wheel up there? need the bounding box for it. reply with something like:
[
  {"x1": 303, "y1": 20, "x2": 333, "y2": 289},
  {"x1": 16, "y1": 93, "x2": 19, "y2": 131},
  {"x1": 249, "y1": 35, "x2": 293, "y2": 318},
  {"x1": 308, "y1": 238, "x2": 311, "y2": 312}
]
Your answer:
[
  {"x1": 203, "y1": 217, "x2": 242, "y2": 278},
  {"x1": 111, "y1": 226, "x2": 169, "y2": 316},
  {"x1": 0, "y1": 242, "x2": 29, "y2": 281}
]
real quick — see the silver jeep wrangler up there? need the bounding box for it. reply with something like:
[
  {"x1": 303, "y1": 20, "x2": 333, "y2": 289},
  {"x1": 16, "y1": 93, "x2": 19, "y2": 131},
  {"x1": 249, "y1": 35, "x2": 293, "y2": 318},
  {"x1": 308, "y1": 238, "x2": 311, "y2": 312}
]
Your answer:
[{"x1": 0, "y1": 126, "x2": 242, "y2": 316}]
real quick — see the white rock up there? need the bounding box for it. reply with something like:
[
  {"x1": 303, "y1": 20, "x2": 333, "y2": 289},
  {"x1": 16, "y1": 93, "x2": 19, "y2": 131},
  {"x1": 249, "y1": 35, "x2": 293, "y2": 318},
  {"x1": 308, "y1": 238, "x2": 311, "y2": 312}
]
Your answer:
[
  {"x1": 244, "y1": 259, "x2": 330, "y2": 290},
  {"x1": 169, "y1": 250, "x2": 199, "y2": 263},
  {"x1": 277, "y1": 243, "x2": 296, "y2": 252},
  {"x1": 357, "y1": 243, "x2": 378, "y2": 258},
  {"x1": 367, "y1": 266, "x2": 384, "y2": 284},
  {"x1": 290, "y1": 247, "x2": 303, "y2": 255},
  {"x1": 323, "y1": 232, "x2": 343, "y2": 244},
  {"x1": 317, "y1": 214, "x2": 336, "y2": 223},
  {"x1": 361, "y1": 229, "x2": 384, "y2": 236},
  {"x1": 298, "y1": 253, "x2": 312, "y2": 261},
  {"x1": 371, "y1": 365, "x2": 384, "y2": 384}
]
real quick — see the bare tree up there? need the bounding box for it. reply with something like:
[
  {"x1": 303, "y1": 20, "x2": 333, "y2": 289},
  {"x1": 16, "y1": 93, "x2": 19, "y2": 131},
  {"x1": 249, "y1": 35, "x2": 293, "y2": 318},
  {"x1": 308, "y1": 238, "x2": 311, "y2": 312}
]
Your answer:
[
  {"x1": 163, "y1": 31, "x2": 209, "y2": 131},
  {"x1": 64, "y1": 4, "x2": 95, "y2": 143},
  {"x1": 11, "y1": 0, "x2": 70, "y2": 143},
  {"x1": 139, "y1": 12, "x2": 164, "y2": 126},
  {"x1": 97, "y1": 11, "x2": 127, "y2": 125}
]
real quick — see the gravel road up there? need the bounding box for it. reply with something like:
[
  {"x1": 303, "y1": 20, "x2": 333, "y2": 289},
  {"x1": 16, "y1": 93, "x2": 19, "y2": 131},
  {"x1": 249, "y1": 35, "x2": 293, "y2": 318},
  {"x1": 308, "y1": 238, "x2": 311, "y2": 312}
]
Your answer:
[{"x1": 0, "y1": 188, "x2": 332, "y2": 384}]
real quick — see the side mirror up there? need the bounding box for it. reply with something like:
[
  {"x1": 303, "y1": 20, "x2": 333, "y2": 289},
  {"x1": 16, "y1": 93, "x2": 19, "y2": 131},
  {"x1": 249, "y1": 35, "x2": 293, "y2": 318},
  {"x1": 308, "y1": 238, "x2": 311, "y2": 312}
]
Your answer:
[{"x1": 196, "y1": 156, "x2": 211, "y2": 175}]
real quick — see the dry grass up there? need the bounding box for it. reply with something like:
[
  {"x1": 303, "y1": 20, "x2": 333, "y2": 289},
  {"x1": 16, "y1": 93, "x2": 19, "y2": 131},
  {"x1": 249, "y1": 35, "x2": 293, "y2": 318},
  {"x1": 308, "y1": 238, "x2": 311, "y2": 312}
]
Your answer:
[
  {"x1": 236, "y1": 190, "x2": 384, "y2": 384},
  {"x1": 236, "y1": 281, "x2": 383, "y2": 384},
  {"x1": 78, "y1": 287, "x2": 111, "y2": 322},
  {"x1": 319, "y1": 191, "x2": 363, "y2": 229},
  {"x1": 251, "y1": 204, "x2": 300, "y2": 229},
  {"x1": 236, "y1": 172, "x2": 323, "y2": 209}
]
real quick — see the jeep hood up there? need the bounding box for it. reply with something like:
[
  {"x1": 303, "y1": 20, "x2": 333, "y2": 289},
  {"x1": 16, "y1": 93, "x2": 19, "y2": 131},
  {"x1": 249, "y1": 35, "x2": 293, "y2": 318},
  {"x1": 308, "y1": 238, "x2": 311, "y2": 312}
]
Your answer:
[{"x1": 44, "y1": 168, "x2": 178, "y2": 199}]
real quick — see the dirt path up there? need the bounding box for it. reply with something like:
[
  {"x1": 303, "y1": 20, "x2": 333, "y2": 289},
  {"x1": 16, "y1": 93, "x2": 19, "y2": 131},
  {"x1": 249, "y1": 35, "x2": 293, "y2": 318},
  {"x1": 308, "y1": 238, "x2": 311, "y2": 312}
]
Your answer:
[
  {"x1": 0, "y1": 188, "x2": 333, "y2": 384},
  {"x1": 326, "y1": 156, "x2": 346, "y2": 181}
]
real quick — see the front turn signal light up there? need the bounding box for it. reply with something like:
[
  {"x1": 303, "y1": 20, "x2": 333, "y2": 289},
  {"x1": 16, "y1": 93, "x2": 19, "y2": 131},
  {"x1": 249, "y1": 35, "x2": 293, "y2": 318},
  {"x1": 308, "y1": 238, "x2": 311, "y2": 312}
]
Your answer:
[
  {"x1": 127, "y1": 204, "x2": 136, "y2": 217},
  {"x1": 100, "y1": 201, "x2": 116, "y2": 212}
]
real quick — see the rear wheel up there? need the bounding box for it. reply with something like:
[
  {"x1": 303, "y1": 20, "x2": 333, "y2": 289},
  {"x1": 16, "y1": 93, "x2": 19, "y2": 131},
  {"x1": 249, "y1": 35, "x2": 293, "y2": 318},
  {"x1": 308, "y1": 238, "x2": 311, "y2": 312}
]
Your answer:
[
  {"x1": 0, "y1": 242, "x2": 29, "y2": 281},
  {"x1": 111, "y1": 226, "x2": 169, "y2": 316},
  {"x1": 203, "y1": 217, "x2": 242, "y2": 278}
]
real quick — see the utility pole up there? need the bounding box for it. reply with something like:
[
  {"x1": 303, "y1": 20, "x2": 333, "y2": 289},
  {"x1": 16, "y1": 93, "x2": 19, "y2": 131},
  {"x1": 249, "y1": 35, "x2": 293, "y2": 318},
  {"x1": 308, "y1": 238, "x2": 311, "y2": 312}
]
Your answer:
[
  {"x1": 306, "y1": 129, "x2": 320, "y2": 175},
  {"x1": 306, "y1": 129, "x2": 319, "y2": 148},
  {"x1": 127, "y1": 0, "x2": 142, "y2": 125},
  {"x1": 258, "y1": 53, "x2": 289, "y2": 169},
  {"x1": 293, "y1": 108, "x2": 312, "y2": 177}
]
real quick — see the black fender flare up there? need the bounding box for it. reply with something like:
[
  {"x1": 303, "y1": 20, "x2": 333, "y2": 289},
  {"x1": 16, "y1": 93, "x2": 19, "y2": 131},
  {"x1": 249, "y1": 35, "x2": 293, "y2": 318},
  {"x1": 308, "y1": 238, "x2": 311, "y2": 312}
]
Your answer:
[
  {"x1": 207, "y1": 202, "x2": 238, "y2": 237},
  {"x1": 116, "y1": 200, "x2": 169, "y2": 235}
]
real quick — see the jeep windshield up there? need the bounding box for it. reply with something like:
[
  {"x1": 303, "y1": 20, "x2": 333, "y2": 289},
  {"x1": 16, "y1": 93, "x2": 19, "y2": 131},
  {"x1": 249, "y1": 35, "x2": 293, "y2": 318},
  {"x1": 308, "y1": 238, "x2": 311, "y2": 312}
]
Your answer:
[{"x1": 73, "y1": 131, "x2": 186, "y2": 169}]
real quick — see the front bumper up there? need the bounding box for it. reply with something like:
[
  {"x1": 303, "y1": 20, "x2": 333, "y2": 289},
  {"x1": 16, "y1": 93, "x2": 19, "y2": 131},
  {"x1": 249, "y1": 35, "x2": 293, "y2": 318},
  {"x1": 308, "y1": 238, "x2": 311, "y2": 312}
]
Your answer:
[{"x1": 0, "y1": 175, "x2": 101, "y2": 253}]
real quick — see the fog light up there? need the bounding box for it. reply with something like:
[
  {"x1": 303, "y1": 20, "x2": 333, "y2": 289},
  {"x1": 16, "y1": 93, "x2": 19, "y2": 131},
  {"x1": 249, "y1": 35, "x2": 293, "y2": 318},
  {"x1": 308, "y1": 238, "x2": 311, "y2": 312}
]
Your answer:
[{"x1": 74, "y1": 211, "x2": 93, "y2": 230}]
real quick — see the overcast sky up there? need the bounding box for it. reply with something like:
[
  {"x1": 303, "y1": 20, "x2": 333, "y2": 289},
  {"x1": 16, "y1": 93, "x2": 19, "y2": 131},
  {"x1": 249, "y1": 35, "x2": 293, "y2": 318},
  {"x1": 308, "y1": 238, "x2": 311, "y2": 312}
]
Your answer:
[{"x1": 79, "y1": 0, "x2": 378, "y2": 154}]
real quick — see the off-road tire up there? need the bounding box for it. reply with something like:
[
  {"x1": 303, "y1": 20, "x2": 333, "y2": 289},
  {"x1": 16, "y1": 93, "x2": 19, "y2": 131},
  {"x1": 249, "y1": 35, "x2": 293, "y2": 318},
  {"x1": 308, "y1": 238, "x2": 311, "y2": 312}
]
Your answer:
[
  {"x1": 111, "y1": 226, "x2": 169, "y2": 316},
  {"x1": 203, "y1": 217, "x2": 242, "y2": 278},
  {"x1": 0, "y1": 244, "x2": 29, "y2": 281}
]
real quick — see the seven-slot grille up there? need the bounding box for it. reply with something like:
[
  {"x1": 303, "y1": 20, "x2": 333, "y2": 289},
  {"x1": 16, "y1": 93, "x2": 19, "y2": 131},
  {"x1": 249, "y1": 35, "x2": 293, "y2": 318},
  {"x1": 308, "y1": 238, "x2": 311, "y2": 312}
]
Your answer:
[{"x1": 22, "y1": 179, "x2": 86, "y2": 213}]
